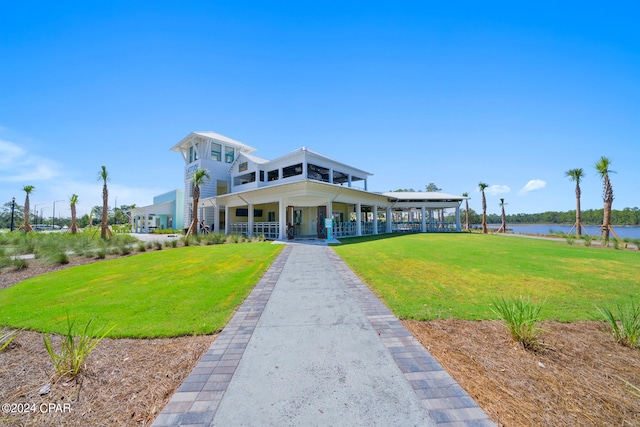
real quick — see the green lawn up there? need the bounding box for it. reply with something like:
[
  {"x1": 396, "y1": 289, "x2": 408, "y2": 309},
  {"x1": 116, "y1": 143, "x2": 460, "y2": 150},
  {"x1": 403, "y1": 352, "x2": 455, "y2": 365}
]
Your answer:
[
  {"x1": 0, "y1": 243, "x2": 283, "y2": 338},
  {"x1": 333, "y1": 233, "x2": 640, "y2": 321}
]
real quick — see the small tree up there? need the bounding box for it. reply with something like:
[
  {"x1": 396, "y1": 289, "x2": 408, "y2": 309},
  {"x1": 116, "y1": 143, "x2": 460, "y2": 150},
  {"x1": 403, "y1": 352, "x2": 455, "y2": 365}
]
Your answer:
[
  {"x1": 565, "y1": 168, "x2": 585, "y2": 236},
  {"x1": 594, "y1": 157, "x2": 615, "y2": 243},
  {"x1": 478, "y1": 182, "x2": 489, "y2": 234},
  {"x1": 462, "y1": 192, "x2": 470, "y2": 232},
  {"x1": 497, "y1": 198, "x2": 508, "y2": 233},
  {"x1": 97, "y1": 166, "x2": 112, "y2": 239},
  {"x1": 186, "y1": 168, "x2": 211, "y2": 237},
  {"x1": 22, "y1": 185, "x2": 35, "y2": 232},
  {"x1": 69, "y1": 194, "x2": 79, "y2": 234}
]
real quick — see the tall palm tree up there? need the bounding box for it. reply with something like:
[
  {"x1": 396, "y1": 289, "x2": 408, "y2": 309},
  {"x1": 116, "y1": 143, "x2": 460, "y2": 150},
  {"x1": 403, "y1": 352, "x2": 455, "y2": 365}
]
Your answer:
[
  {"x1": 497, "y1": 198, "x2": 507, "y2": 233},
  {"x1": 594, "y1": 156, "x2": 615, "y2": 243},
  {"x1": 97, "y1": 166, "x2": 111, "y2": 239},
  {"x1": 22, "y1": 185, "x2": 35, "y2": 232},
  {"x1": 478, "y1": 182, "x2": 489, "y2": 234},
  {"x1": 564, "y1": 168, "x2": 585, "y2": 236},
  {"x1": 69, "y1": 194, "x2": 79, "y2": 234},
  {"x1": 187, "y1": 168, "x2": 211, "y2": 237},
  {"x1": 462, "y1": 192, "x2": 470, "y2": 232}
]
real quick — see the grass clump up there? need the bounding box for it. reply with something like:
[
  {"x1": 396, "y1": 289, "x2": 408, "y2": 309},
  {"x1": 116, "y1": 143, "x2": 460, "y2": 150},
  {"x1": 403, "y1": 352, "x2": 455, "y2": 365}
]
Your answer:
[
  {"x1": 595, "y1": 302, "x2": 640, "y2": 348},
  {"x1": 492, "y1": 296, "x2": 545, "y2": 350},
  {"x1": 1, "y1": 327, "x2": 20, "y2": 351},
  {"x1": 43, "y1": 317, "x2": 112, "y2": 378},
  {"x1": 565, "y1": 235, "x2": 575, "y2": 245}
]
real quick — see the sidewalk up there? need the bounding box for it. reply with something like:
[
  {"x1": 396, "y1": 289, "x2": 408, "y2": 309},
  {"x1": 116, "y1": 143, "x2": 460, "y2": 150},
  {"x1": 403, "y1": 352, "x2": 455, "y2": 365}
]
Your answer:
[{"x1": 152, "y1": 243, "x2": 495, "y2": 427}]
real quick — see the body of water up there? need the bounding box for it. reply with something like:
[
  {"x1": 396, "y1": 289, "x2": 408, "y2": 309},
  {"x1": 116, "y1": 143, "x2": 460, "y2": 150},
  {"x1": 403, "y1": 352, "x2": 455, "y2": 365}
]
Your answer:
[{"x1": 489, "y1": 224, "x2": 640, "y2": 240}]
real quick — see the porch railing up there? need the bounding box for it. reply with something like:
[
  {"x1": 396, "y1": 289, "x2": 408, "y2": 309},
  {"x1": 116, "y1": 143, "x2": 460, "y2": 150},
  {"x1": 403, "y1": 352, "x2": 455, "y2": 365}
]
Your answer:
[{"x1": 230, "y1": 222, "x2": 280, "y2": 240}]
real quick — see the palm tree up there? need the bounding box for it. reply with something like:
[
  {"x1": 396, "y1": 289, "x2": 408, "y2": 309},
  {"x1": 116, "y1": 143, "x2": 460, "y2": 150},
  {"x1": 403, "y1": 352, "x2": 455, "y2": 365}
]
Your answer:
[
  {"x1": 497, "y1": 198, "x2": 507, "y2": 233},
  {"x1": 594, "y1": 156, "x2": 615, "y2": 243},
  {"x1": 186, "y1": 168, "x2": 211, "y2": 237},
  {"x1": 97, "y1": 166, "x2": 111, "y2": 239},
  {"x1": 462, "y1": 192, "x2": 470, "y2": 232},
  {"x1": 564, "y1": 168, "x2": 585, "y2": 236},
  {"x1": 22, "y1": 185, "x2": 35, "y2": 232},
  {"x1": 69, "y1": 194, "x2": 79, "y2": 234},
  {"x1": 478, "y1": 182, "x2": 489, "y2": 234}
]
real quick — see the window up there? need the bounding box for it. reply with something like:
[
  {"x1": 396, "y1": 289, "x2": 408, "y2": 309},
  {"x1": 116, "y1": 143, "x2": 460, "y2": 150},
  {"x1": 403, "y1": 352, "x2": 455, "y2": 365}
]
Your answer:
[
  {"x1": 260, "y1": 170, "x2": 265, "y2": 182},
  {"x1": 239, "y1": 162, "x2": 248, "y2": 172},
  {"x1": 282, "y1": 163, "x2": 303, "y2": 178},
  {"x1": 233, "y1": 172, "x2": 256, "y2": 186},
  {"x1": 307, "y1": 163, "x2": 330, "y2": 182},
  {"x1": 333, "y1": 170, "x2": 349, "y2": 185},
  {"x1": 189, "y1": 145, "x2": 199, "y2": 163},
  {"x1": 225, "y1": 147, "x2": 234, "y2": 163},
  {"x1": 268, "y1": 211, "x2": 276, "y2": 222},
  {"x1": 211, "y1": 143, "x2": 221, "y2": 161},
  {"x1": 268, "y1": 169, "x2": 279, "y2": 181}
]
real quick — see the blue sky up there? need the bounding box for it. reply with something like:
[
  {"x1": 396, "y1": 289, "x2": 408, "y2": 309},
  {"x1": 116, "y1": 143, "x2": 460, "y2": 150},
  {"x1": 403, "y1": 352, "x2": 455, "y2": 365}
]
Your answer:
[{"x1": 1, "y1": 1, "x2": 638, "y2": 218}]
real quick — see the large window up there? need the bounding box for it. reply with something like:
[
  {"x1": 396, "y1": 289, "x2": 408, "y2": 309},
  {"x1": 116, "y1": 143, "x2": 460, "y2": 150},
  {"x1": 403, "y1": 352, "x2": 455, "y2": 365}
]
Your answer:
[
  {"x1": 307, "y1": 163, "x2": 330, "y2": 182},
  {"x1": 211, "y1": 143, "x2": 221, "y2": 161},
  {"x1": 282, "y1": 163, "x2": 303, "y2": 178},
  {"x1": 333, "y1": 170, "x2": 349, "y2": 185},
  {"x1": 225, "y1": 147, "x2": 235, "y2": 163},
  {"x1": 233, "y1": 172, "x2": 256, "y2": 186}
]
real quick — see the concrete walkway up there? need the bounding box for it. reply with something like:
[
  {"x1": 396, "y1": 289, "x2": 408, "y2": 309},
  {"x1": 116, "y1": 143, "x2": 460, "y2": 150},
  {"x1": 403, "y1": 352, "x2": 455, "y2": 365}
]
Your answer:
[{"x1": 153, "y1": 243, "x2": 495, "y2": 427}]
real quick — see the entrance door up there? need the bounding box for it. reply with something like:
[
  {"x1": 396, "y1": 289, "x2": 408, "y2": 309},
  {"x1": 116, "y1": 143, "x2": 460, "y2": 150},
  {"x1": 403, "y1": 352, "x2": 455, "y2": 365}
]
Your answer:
[{"x1": 317, "y1": 206, "x2": 327, "y2": 238}]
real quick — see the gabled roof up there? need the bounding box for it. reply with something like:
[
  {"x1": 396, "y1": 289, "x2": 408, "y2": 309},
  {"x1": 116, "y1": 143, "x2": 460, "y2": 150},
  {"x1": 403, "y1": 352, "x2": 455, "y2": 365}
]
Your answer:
[
  {"x1": 227, "y1": 151, "x2": 270, "y2": 173},
  {"x1": 170, "y1": 131, "x2": 257, "y2": 153}
]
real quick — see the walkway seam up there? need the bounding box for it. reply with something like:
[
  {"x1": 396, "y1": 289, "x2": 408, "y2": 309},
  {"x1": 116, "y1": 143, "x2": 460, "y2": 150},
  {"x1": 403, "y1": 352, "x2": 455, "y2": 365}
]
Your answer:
[{"x1": 325, "y1": 247, "x2": 495, "y2": 427}]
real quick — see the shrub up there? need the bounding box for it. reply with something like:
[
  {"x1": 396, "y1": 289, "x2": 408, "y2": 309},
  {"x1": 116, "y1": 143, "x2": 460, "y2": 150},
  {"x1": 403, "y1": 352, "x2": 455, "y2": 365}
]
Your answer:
[
  {"x1": 492, "y1": 296, "x2": 545, "y2": 350},
  {"x1": 11, "y1": 257, "x2": 28, "y2": 271},
  {"x1": 137, "y1": 243, "x2": 146, "y2": 252},
  {"x1": 43, "y1": 318, "x2": 113, "y2": 378},
  {"x1": 582, "y1": 235, "x2": 593, "y2": 247},
  {"x1": 47, "y1": 251, "x2": 69, "y2": 265},
  {"x1": 595, "y1": 302, "x2": 640, "y2": 348},
  {"x1": 565, "y1": 235, "x2": 575, "y2": 245},
  {"x1": 154, "y1": 241, "x2": 163, "y2": 250},
  {"x1": 96, "y1": 248, "x2": 107, "y2": 259}
]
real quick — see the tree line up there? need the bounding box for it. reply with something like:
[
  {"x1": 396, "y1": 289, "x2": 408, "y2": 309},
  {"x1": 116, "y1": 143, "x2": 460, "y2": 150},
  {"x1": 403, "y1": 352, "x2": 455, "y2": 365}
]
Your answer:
[{"x1": 458, "y1": 207, "x2": 640, "y2": 226}]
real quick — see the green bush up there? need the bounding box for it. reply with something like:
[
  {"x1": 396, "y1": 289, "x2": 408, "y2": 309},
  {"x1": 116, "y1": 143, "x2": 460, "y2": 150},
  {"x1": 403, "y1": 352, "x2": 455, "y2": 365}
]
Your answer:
[
  {"x1": 137, "y1": 243, "x2": 146, "y2": 252},
  {"x1": 152, "y1": 228, "x2": 183, "y2": 235},
  {"x1": 582, "y1": 234, "x2": 593, "y2": 247},
  {"x1": 595, "y1": 302, "x2": 640, "y2": 348},
  {"x1": 566, "y1": 235, "x2": 575, "y2": 245},
  {"x1": 11, "y1": 257, "x2": 28, "y2": 271},
  {"x1": 492, "y1": 296, "x2": 545, "y2": 350}
]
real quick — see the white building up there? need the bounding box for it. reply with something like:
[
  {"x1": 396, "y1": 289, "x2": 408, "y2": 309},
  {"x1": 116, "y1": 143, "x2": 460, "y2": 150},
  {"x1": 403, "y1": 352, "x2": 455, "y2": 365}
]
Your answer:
[{"x1": 139, "y1": 131, "x2": 466, "y2": 240}]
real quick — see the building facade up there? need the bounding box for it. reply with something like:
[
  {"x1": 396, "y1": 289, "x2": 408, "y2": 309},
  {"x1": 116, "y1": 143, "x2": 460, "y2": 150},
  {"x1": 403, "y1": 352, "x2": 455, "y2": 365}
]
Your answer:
[{"x1": 163, "y1": 131, "x2": 465, "y2": 240}]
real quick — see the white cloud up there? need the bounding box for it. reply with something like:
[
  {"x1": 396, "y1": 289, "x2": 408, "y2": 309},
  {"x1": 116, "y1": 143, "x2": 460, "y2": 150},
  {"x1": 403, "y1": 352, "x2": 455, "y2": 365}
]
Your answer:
[
  {"x1": 485, "y1": 185, "x2": 510, "y2": 196},
  {"x1": 0, "y1": 139, "x2": 60, "y2": 182},
  {"x1": 519, "y1": 179, "x2": 546, "y2": 194}
]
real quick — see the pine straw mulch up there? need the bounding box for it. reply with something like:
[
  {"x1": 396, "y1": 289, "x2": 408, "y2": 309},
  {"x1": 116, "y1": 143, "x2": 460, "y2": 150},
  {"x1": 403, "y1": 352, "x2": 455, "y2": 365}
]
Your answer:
[
  {"x1": 405, "y1": 319, "x2": 640, "y2": 427},
  {"x1": 2, "y1": 257, "x2": 640, "y2": 426}
]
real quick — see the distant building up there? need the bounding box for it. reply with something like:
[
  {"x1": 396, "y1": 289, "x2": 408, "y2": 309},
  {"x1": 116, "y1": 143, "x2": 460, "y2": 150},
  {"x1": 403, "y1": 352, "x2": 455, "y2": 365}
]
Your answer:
[
  {"x1": 131, "y1": 190, "x2": 184, "y2": 233},
  {"x1": 134, "y1": 131, "x2": 465, "y2": 239}
]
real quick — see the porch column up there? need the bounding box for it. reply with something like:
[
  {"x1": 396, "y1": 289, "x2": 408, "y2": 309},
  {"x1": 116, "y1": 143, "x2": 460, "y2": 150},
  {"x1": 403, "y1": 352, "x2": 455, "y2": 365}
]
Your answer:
[
  {"x1": 373, "y1": 205, "x2": 378, "y2": 234},
  {"x1": 213, "y1": 204, "x2": 219, "y2": 233},
  {"x1": 329, "y1": 169, "x2": 333, "y2": 184},
  {"x1": 144, "y1": 214, "x2": 149, "y2": 233},
  {"x1": 421, "y1": 207, "x2": 427, "y2": 233},
  {"x1": 278, "y1": 199, "x2": 286, "y2": 240},
  {"x1": 225, "y1": 205, "x2": 230, "y2": 234},
  {"x1": 356, "y1": 203, "x2": 362, "y2": 236},
  {"x1": 348, "y1": 175, "x2": 352, "y2": 188},
  {"x1": 386, "y1": 208, "x2": 392, "y2": 233},
  {"x1": 456, "y1": 205, "x2": 461, "y2": 232},
  {"x1": 247, "y1": 203, "x2": 254, "y2": 237}
]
